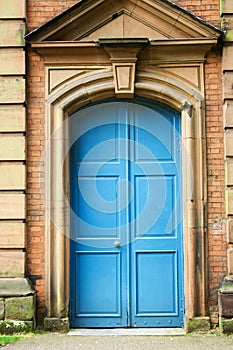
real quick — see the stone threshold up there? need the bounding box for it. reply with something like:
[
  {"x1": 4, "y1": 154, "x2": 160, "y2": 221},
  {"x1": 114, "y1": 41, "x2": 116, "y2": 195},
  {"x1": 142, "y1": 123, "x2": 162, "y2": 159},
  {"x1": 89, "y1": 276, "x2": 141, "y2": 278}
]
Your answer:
[{"x1": 68, "y1": 328, "x2": 186, "y2": 336}]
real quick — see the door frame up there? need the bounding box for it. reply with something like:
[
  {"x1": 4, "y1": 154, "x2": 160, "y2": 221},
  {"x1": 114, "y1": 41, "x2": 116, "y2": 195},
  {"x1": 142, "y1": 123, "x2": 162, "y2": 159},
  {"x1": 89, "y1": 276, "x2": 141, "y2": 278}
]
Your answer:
[
  {"x1": 69, "y1": 100, "x2": 184, "y2": 328},
  {"x1": 43, "y1": 67, "x2": 207, "y2": 329}
]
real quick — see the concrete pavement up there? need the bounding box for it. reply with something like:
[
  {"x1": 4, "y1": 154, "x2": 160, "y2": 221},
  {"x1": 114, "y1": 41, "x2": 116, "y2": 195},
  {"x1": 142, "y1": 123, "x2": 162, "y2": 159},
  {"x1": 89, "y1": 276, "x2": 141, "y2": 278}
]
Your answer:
[{"x1": 3, "y1": 332, "x2": 233, "y2": 350}]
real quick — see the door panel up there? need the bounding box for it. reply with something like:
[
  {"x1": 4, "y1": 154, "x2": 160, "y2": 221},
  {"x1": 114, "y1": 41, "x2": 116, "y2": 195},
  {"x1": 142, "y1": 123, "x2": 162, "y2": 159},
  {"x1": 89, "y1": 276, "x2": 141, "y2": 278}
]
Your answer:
[
  {"x1": 134, "y1": 175, "x2": 176, "y2": 237},
  {"x1": 70, "y1": 100, "x2": 184, "y2": 328},
  {"x1": 135, "y1": 251, "x2": 178, "y2": 314},
  {"x1": 76, "y1": 251, "x2": 121, "y2": 315}
]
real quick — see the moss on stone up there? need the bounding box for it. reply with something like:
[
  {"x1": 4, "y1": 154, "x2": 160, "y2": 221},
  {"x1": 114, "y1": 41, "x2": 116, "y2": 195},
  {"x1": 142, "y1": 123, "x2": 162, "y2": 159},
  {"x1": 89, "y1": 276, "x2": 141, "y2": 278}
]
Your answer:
[
  {"x1": 44, "y1": 318, "x2": 69, "y2": 332},
  {"x1": 225, "y1": 29, "x2": 233, "y2": 42},
  {"x1": 219, "y1": 317, "x2": 233, "y2": 334},
  {"x1": 0, "y1": 320, "x2": 33, "y2": 335},
  {"x1": 186, "y1": 317, "x2": 210, "y2": 333},
  {"x1": 5, "y1": 296, "x2": 34, "y2": 321}
]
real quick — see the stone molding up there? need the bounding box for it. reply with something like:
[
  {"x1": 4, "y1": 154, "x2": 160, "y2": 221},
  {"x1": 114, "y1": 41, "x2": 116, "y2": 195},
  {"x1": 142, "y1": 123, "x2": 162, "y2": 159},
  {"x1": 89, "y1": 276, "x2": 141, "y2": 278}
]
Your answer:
[{"x1": 39, "y1": 58, "x2": 208, "y2": 324}]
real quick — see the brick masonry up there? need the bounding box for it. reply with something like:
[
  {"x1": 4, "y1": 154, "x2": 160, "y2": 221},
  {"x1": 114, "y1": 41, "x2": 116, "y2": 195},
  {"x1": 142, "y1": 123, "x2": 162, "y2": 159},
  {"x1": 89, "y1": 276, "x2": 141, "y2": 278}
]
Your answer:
[{"x1": 0, "y1": 0, "x2": 228, "y2": 328}]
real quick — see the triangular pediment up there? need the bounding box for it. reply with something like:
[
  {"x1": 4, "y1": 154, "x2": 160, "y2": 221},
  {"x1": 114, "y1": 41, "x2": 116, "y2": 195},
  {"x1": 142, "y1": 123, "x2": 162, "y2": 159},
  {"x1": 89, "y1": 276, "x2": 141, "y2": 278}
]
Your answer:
[{"x1": 25, "y1": 0, "x2": 222, "y2": 43}]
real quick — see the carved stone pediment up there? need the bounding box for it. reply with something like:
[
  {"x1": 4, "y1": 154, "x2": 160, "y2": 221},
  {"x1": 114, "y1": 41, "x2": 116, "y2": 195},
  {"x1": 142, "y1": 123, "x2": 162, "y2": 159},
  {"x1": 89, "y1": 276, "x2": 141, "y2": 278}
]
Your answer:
[
  {"x1": 25, "y1": 0, "x2": 222, "y2": 98},
  {"x1": 25, "y1": 0, "x2": 221, "y2": 43}
]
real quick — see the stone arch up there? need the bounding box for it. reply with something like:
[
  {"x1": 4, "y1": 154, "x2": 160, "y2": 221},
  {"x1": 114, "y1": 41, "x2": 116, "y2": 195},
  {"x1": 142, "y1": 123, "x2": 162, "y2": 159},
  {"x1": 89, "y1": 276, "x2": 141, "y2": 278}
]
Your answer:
[{"x1": 45, "y1": 68, "x2": 207, "y2": 327}]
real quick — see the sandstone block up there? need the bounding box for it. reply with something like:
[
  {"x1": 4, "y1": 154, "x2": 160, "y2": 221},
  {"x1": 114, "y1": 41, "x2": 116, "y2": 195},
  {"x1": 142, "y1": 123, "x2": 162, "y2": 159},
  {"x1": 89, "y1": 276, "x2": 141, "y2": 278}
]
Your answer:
[
  {"x1": 226, "y1": 191, "x2": 233, "y2": 216},
  {"x1": 0, "y1": 164, "x2": 25, "y2": 190},
  {"x1": 228, "y1": 248, "x2": 233, "y2": 275},
  {"x1": 223, "y1": 72, "x2": 233, "y2": 99},
  {"x1": 0, "y1": 222, "x2": 25, "y2": 248},
  {"x1": 0, "y1": 136, "x2": 25, "y2": 160},
  {"x1": 224, "y1": 102, "x2": 233, "y2": 128},
  {"x1": 0, "y1": 251, "x2": 25, "y2": 277},
  {"x1": 227, "y1": 220, "x2": 233, "y2": 243},
  {"x1": 0, "y1": 49, "x2": 25, "y2": 75},
  {"x1": 226, "y1": 161, "x2": 233, "y2": 186},
  {"x1": 0, "y1": 194, "x2": 25, "y2": 219},
  {"x1": 225, "y1": 130, "x2": 233, "y2": 157},
  {"x1": 0, "y1": 278, "x2": 35, "y2": 297},
  {"x1": 5, "y1": 296, "x2": 34, "y2": 321},
  {"x1": 221, "y1": 1, "x2": 233, "y2": 14},
  {"x1": 0, "y1": 106, "x2": 25, "y2": 132},
  {"x1": 0, "y1": 0, "x2": 25, "y2": 18},
  {"x1": 0, "y1": 21, "x2": 25, "y2": 46},
  {"x1": 0, "y1": 78, "x2": 25, "y2": 104}
]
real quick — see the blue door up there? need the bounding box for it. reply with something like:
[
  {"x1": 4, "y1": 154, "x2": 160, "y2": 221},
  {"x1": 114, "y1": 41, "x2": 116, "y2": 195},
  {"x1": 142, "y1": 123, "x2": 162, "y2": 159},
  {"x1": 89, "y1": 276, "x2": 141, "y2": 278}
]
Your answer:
[{"x1": 70, "y1": 100, "x2": 184, "y2": 328}]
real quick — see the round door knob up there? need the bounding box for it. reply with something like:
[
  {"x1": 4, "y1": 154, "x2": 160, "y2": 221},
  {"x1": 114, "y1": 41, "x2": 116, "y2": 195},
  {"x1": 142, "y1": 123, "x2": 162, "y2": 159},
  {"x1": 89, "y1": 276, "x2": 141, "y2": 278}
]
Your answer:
[{"x1": 114, "y1": 241, "x2": 120, "y2": 247}]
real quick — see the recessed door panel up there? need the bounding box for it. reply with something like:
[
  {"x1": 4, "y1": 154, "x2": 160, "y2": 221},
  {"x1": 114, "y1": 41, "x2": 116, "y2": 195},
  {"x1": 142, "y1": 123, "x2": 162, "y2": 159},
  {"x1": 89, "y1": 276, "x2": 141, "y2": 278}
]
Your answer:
[
  {"x1": 135, "y1": 252, "x2": 178, "y2": 315},
  {"x1": 134, "y1": 175, "x2": 176, "y2": 237},
  {"x1": 76, "y1": 252, "x2": 121, "y2": 315}
]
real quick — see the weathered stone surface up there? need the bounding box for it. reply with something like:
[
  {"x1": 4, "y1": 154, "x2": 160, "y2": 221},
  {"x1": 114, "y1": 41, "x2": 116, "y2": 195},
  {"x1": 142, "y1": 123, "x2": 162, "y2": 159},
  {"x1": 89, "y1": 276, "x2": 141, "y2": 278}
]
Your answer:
[
  {"x1": 226, "y1": 191, "x2": 233, "y2": 216},
  {"x1": 0, "y1": 299, "x2": 4, "y2": 320},
  {"x1": 0, "y1": 194, "x2": 25, "y2": 219},
  {"x1": 219, "y1": 316, "x2": 233, "y2": 334},
  {"x1": 221, "y1": 1, "x2": 233, "y2": 15},
  {"x1": 0, "y1": 106, "x2": 25, "y2": 132},
  {"x1": 186, "y1": 316, "x2": 210, "y2": 333},
  {"x1": 223, "y1": 46, "x2": 233, "y2": 71},
  {"x1": 225, "y1": 130, "x2": 233, "y2": 157},
  {"x1": 0, "y1": 78, "x2": 25, "y2": 103},
  {"x1": 219, "y1": 293, "x2": 233, "y2": 317},
  {"x1": 226, "y1": 161, "x2": 233, "y2": 186},
  {"x1": 0, "y1": 0, "x2": 25, "y2": 18},
  {"x1": 5, "y1": 296, "x2": 34, "y2": 321},
  {"x1": 228, "y1": 220, "x2": 233, "y2": 243},
  {"x1": 0, "y1": 251, "x2": 25, "y2": 277},
  {"x1": 219, "y1": 277, "x2": 233, "y2": 317},
  {"x1": 0, "y1": 164, "x2": 25, "y2": 190},
  {"x1": 0, "y1": 320, "x2": 34, "y2": 334},
  {"x1": 0, "y1": 278, "x2": 34, "y2": 297},
  {"x1": 44, "y1": 317, "x2": 70, "y2": 332},
  {"x1": 0, "y1": 136, "x2": 25, "y2": 160},
  {"x1": 0, "y1": 21, "x2": 25, "y2": 46},
  {"x1": 0, "y1": 222, "x2": 25, "y2": 248},
  {"x1": 228, "y1": 249, "x2": 233, "y2": 275},
  {"x1": 0, "y1": 49, "x2": 25, "y2": 75},
  {"x1": 224, "y1": 102, "x2": 233, "y2": 128},
  {"x1": 223, "y1": 72, "x2": 233, "y2": 99}
]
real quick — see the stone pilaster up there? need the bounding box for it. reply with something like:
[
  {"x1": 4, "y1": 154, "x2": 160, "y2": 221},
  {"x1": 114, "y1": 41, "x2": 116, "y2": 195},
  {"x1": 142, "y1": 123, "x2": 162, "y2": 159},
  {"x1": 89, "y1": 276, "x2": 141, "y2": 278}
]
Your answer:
[
  {"x1": 222, "y1": 0, "x2": 233, "y2": 276},
  {"x1": 0, "y1": 0, "x2": 34, "y2": 328},
  {"x1": 220, "y1": 0, "x2": 233, "y2": 333}
]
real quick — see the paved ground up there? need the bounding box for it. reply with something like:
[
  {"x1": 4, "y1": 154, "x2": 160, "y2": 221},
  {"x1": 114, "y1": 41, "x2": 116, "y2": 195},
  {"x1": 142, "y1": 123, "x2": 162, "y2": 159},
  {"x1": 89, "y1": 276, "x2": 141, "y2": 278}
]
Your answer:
[{"x1": 2, "y1": 332, "x2": 233, "y2": 350}]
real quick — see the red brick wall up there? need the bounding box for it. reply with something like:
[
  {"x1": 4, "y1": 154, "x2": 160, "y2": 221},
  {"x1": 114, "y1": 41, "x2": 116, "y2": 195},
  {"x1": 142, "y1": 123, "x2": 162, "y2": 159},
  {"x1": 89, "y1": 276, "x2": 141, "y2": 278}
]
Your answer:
[
  {"x1": 27, "y1": 1, "x2": 77, "y2": 32},
  {"x1": 26, "y1": 50, "x2": 46, "y2": 324},
  {"x1": 205, "y1": 51, "x2": 226, "y2": 323},
  {"x1": 175, "y1": 0, "x2": 221, "y2": 27},
  {"x1": 26, "y1": 0, "x2": 225, "y2": 325}
]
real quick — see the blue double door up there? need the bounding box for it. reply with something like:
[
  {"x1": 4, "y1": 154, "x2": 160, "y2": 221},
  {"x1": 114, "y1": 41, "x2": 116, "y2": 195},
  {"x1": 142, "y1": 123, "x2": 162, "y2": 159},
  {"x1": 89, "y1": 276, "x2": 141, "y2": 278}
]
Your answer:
[{"x1": 70, "y1": 100, "x2": 184, "y2": 328}]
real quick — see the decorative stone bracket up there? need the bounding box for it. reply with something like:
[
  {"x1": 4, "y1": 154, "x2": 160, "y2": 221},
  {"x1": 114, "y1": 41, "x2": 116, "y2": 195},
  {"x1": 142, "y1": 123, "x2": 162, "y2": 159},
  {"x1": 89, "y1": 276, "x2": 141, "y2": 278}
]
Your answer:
[
  {"x1": 182, "y1": 100, "x2": 193, "y2": 118},
  {"x1": 98, "y1": 38, "x2": 149, "y2": 98}
]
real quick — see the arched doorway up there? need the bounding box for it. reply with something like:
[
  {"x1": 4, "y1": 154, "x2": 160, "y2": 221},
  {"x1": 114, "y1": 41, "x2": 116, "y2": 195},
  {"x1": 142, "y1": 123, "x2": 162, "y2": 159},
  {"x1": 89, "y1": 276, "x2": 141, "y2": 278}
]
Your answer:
[{"x1": 69, "y1": 99, "x2": 184, "y2": 328}]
